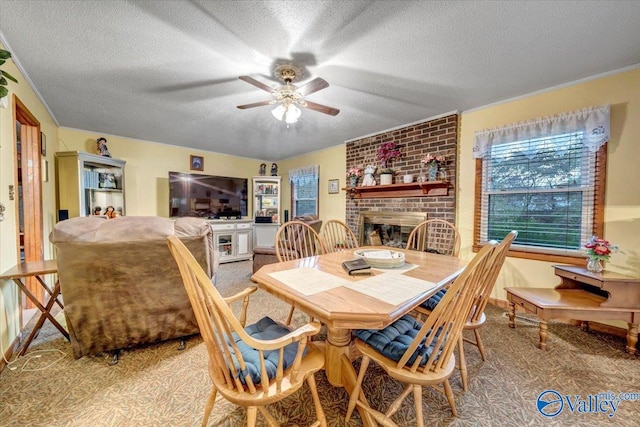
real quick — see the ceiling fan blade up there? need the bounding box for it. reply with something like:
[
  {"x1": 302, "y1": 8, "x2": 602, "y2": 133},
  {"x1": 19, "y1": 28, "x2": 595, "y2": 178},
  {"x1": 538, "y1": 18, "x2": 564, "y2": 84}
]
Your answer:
[
  {"x1": 236, "y1": 100, "x2": 273, "y2": 109},
  {"x1": 296, "y1": 77, "x2": 329, "y2": 96},
  {"x1": 304, "y1": 100, "x2": 340, "y2": 116},
  {"x1": 238, "y1": 76, "x2": 276, "y2": 93}
]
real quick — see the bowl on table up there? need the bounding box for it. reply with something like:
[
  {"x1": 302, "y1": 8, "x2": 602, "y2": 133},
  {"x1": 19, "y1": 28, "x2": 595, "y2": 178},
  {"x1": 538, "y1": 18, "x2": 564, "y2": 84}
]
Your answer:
[{"x1": 353, "y1": 249, "x2": 405, "y2": 268}]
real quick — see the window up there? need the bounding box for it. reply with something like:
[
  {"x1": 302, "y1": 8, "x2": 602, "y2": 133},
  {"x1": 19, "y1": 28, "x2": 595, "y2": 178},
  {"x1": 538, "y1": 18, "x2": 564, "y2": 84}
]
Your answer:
[
  {"x1": 473, "y1": 106, "x2": 609, "y2": 263},
  {"x1": 289, "y1": 165, "x2": 319, "y2": 217}
]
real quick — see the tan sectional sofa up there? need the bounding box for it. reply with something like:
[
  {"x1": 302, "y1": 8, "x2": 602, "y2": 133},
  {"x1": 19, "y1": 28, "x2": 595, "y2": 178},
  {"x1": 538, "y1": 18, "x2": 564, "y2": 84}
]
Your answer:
[{"x1": 50, "y1": 216, "x2": 217, "y2": 359}]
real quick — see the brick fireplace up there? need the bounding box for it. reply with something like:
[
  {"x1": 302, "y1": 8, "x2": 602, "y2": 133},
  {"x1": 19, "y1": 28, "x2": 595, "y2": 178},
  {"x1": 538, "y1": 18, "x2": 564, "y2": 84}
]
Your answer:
[{"x1": 345, "y1": 113, "x2": 458, "y2": 241}]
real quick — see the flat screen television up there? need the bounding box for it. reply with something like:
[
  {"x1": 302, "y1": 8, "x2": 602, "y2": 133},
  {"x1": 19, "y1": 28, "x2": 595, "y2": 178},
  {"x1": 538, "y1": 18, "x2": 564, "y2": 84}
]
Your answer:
[{"x1": 169, "y1": 171, "x2": 248, "y2": 219}]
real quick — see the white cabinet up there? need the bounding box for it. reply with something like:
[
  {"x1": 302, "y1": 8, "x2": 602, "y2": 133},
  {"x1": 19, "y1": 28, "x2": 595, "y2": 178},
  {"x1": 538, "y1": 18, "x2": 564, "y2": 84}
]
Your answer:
[
  {"x1": 55, "y1": 151, "x2": 126, "y2": 218},
  {"x1": 210, "y1": 220, "x2": 253, "y2": 263},
  {"x1": 252, "y1": 176, "x2": 281, "y2": 247}
]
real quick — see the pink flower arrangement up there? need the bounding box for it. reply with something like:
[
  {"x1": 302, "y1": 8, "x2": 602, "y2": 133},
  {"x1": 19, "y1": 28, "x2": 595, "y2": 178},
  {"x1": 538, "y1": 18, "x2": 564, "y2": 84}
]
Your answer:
[
  {"x1": 584, "y1": 235, "x2": 620, "y2": 262},
  {"x1": 346, "y1": 167, "x2": 363, "y2": 178},
  {"x1": 421, "y1": 153, "x2": 446, "y2": 166},
  {"x1": 376, "y1": 142, "x2": 401, "y2": 171}
]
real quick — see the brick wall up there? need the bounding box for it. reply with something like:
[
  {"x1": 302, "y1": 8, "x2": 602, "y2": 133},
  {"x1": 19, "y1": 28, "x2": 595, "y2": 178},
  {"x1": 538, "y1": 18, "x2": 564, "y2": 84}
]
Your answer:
[{"x1": 345, "y1": 113, "x2": 458, "y2": 234}]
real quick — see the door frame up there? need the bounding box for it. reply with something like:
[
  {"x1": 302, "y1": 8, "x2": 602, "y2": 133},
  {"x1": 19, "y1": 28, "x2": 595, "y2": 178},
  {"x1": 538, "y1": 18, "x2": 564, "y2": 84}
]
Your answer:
[{"x1": 12, "y1": 95, "x2": 44, "y2": 304}]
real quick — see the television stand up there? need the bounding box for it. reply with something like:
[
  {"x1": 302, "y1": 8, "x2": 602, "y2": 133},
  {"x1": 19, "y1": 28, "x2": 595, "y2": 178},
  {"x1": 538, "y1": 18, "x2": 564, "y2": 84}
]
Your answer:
[{"x1": 209, "y1": 219, "x2": 253, "y2": 263}]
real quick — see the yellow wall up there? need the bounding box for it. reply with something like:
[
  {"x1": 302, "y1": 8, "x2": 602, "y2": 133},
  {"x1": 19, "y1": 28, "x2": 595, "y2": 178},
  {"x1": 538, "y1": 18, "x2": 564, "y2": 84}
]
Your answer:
[
  {"x1": 279, "y1": 144, "x2": 346, "y2": 222},
  {"x1": 57, "y1": 128, "x2": 262, "y2": 217},
  {"x1": 458, "y1": 68, "x2": 640, "y2": 304},
  {"x1": 0, "y1": 42, "x2": 59, "y2": 356}
]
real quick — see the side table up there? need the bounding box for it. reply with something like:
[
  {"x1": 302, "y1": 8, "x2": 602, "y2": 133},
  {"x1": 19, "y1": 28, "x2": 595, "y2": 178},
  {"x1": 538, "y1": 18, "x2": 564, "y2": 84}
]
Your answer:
[
  {"x1": 0, "y1": 260, "x2": 69, "y2": 356},
  {"x1": 506, "y1": 265, "x2": 640, "y2": 355}
]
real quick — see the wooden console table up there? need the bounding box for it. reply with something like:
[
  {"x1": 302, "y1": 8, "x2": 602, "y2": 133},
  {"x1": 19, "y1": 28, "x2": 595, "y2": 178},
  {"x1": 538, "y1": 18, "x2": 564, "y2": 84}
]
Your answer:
[{"x1": 505, "y1": 265, "x2": 640, "y2": 355}]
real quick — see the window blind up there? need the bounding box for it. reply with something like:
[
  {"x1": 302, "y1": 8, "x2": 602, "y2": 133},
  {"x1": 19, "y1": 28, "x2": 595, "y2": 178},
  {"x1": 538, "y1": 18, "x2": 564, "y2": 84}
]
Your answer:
[{"x1": 473, "y1": 108, "x2": 608, "y2": 262}]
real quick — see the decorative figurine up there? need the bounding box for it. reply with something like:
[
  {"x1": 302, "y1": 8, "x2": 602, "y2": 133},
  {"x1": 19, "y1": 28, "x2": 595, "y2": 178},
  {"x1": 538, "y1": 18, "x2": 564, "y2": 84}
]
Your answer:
[
  {"x1": 104, "y1": 206, "x2": 117, "y2": 219},
  {"x1": 259, "y1": 163, "x2": 267, "y2": 176},
  {"x1": 93, "y1": 206, "x2": 102, "y2": 215},
  {"x1": 271, "y1": 163, "x2": 278, "y2": 176},
  {"x1": 362, "y1": 165, "x2": 377, "y2": 186},
  {"x1": 97, "y1": 137, "x2": 111, "y2": 157}
]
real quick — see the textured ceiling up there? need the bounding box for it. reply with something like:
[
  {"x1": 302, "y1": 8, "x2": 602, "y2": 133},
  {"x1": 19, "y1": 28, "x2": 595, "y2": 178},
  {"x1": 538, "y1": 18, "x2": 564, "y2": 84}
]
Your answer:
[{"x1": 1, "y1": 1, "x2": 640, "y2": 161}]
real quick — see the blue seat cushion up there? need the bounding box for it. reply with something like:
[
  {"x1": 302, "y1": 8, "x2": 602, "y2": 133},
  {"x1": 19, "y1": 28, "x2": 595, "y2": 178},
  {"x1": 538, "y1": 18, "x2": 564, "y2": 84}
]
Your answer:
[
  {"x1": 420, "y1": 288, "x2": 447, "y2": 311},
  {"x1": 230, "y1": 316, "x2": 304, "y2": 385},
  {"x1": 355, "y1": 314, "x2": 442, "y2": 366}
]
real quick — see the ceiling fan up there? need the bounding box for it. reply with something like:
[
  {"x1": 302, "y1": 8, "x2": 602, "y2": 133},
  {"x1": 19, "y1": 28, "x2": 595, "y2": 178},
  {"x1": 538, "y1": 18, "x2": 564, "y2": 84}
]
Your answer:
[{"x1": 236, "y1": 64, "x2": 339, "y2": 123}]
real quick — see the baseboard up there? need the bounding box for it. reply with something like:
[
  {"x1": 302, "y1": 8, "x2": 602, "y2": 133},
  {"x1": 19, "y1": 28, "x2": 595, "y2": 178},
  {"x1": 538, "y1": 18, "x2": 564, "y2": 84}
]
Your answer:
[
  {"x1": 0, "y1": 333, "x2": 21, "y2": 374},
  {"x1": 489, "y1": 297, "x2": 628, "y2": 339}
]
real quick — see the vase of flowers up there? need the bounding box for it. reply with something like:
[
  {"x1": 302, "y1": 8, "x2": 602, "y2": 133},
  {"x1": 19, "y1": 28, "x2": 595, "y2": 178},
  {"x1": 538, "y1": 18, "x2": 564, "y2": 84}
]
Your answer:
[
  {"x1": 421, "y1": 153, "x2": 446, "y2": 181},
  {"x1": 584, "y1": 235, "x2": 621, "y2": 273},
  {"x1": 346, "y1": 167, "x2": 362, "y2": 187},
  {"x1": 376, "y1": 142, "x2": 401, "y2": 184}
]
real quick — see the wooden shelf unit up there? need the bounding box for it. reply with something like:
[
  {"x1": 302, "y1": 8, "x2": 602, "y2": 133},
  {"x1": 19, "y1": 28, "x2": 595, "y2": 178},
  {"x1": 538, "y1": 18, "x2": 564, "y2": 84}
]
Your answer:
[
  {"x1": 343, "y1": 181, "x2": 448, "y2": 199},
  {"x1": 55, "y1": 151, "x2": 126, "y2": 218}
]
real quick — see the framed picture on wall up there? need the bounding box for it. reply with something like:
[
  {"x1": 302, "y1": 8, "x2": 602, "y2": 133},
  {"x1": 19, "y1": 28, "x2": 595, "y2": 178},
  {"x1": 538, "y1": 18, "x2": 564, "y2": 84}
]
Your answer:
[
  {"x1": 190, "y1": 155, "x2": 204, "y2": 171},
  {"x1": 328, "y1": 179, "x2": 339, "y2": 194}
]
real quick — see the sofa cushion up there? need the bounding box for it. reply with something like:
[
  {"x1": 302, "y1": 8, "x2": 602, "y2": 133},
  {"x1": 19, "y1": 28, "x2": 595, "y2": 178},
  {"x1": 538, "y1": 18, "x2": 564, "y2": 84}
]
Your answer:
[
  {"x1": 354, "y1": 314, "x2": 442, "y2": 365},
  {"x1": 231, "y1": 316, "x2": 304, "y2": 384}
]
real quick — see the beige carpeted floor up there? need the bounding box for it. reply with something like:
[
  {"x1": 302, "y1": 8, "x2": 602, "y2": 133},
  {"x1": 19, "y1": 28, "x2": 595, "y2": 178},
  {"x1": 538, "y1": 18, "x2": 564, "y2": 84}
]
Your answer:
[{"x1": 1, "y1": 260, "x2": 639, "y2": 426}]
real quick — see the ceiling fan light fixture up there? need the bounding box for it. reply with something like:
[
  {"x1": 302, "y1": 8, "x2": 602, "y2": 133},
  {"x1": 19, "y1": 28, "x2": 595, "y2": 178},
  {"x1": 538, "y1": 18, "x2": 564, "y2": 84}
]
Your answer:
[
  {"x1": 237, "y1": 64, "x2": 339, "y2": 120},
  {"x1": 284, "y1": 104, "x2": 301, "y2": 124},
  {"x1": 271, "y1": 103, "x2": 301, "y2": 124},
  {"x1": 271, "y1": 104, "x2": 286, "y2": 121}
]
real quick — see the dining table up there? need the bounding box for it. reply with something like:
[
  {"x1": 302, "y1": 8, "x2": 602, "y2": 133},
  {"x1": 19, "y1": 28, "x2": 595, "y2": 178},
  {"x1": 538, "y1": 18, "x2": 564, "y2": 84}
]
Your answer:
[{"x1": 251, "y1": 246, "x2": 466, "y2": 426}]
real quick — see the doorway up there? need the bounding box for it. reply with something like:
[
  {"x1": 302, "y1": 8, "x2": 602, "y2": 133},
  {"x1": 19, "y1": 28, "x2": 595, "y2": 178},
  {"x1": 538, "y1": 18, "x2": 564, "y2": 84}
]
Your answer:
[{"x1": 13, "y1": 96, "x2": 44, "y2": 307}]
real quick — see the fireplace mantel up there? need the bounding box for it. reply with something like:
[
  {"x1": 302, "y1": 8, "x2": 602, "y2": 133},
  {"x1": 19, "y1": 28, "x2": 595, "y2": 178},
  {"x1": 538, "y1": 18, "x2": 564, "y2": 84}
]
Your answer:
[{"x1": 344, "y1": 181, "x2": 448, "y2": 199}]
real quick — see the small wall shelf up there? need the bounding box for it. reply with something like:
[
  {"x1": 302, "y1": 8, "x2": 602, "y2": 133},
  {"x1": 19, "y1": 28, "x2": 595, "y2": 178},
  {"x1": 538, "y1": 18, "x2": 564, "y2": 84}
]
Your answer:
[{"x1": 343, "y1": 181, "x2": 449, "y2": 199}]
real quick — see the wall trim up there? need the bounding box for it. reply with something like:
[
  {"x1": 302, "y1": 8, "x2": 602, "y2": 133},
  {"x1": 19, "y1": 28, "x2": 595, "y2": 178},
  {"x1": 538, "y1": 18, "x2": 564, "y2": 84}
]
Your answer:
[
  {"x1": 0, "y1": 333, "x2": 21, "y2": 374},
  {"x1": 463, "y1": 63, "x2": 640, "y2": 114}
]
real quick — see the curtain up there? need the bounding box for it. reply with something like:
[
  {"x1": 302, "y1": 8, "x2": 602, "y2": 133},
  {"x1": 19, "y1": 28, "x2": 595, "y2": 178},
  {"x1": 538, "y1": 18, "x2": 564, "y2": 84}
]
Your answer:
[
  {"x1": 473, "y1": 105, "x2": 610, "y2": 159},
  {"x1": 288, "y1": 165, "x2": 319, "y2": 183}
]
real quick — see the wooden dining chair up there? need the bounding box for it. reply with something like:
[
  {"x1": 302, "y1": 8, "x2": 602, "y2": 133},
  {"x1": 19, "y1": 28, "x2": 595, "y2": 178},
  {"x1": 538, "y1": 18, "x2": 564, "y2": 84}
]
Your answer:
[
  {"x1": 415, "y1": 230, "x2": 517, "y2": 392},
  {"x1": 275, "y1": 220, "x2": 326, "y2": 324},
  {"x1": 406, "y1": 219, "x2": 461, "y2": 257},
  {"x1": 275, "y1": 220, "x2": 326, "y2": 262},
  {"x1": 459, "y1": 230, "x2": 517, "y2": 390},
  {"x1": 320, "y1": 219, "x2": 359, "y2": 253},
  {"x1": 167, "y1": 236, "x2": 327, "y2": 427},
  {"x1": 345, "y1": 242, "x2": 500, "y2": 426}
]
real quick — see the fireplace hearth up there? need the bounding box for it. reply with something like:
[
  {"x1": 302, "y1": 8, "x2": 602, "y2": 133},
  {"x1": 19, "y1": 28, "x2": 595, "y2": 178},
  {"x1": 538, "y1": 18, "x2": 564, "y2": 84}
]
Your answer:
[{"x1": 357, "y1": 211, "x2": 427, "y2": 248}]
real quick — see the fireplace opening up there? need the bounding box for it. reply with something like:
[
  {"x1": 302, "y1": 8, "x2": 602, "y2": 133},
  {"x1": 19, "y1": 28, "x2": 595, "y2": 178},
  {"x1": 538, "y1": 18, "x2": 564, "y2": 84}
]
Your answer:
[{"x1": 357, "y1": 211, "x2": 427, "y2": 248}]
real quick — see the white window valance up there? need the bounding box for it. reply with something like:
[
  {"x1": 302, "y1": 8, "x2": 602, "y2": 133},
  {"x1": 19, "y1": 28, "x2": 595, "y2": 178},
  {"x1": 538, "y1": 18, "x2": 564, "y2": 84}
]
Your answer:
[
  {"x1": 288, "y1": 165, "x2": 319, "y2": 182},
  {"x1": 473, "y1": 105, "x2": 610, "y2": 159}
]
